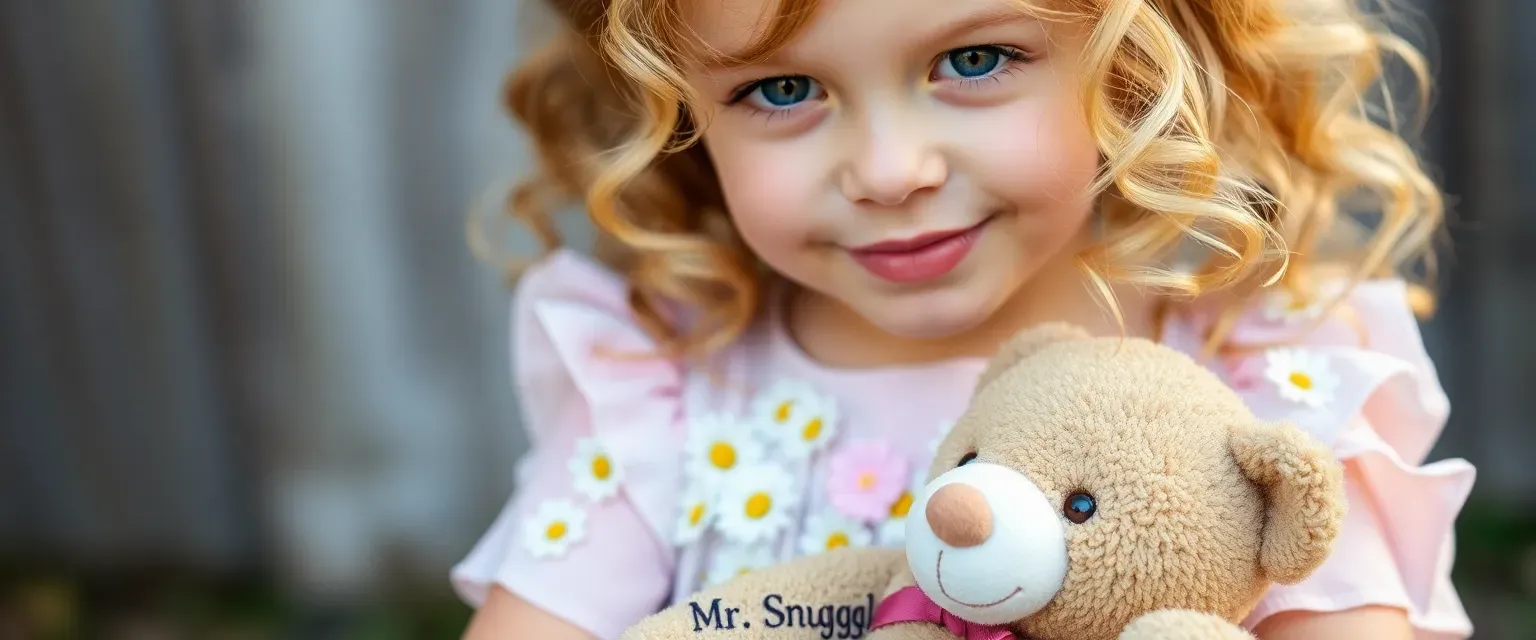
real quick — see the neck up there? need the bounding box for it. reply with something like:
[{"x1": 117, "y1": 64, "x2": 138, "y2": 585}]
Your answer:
[{"x1": 786, "y1": 239, "x2": 1161, "y2": 368}]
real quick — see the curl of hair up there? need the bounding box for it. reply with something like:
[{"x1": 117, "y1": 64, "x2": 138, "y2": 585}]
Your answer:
[{"x1": 474, "y1": 0, "x2": 1445, "y2": 358}]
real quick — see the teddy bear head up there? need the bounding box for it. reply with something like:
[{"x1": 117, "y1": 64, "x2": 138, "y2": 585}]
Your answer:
[{"x1": 902, "y1": 323, "x2": 1346, "y2": 640}]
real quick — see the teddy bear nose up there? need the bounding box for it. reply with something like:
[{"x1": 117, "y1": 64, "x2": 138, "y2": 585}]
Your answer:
[{"x1": 925, "y1": 482, "x2": 993, "y2": 547}]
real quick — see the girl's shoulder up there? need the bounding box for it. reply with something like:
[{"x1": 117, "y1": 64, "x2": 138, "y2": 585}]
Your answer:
[
  {"x1": 1163, "y1": 277, "x2": 1476, "y2": 635},
  {"x1": 507, "y1": 248, "x2": 777, "y2": 432},
  {"x1": 1162, "y1": 277, "x2": 1451, "y2": 461}
]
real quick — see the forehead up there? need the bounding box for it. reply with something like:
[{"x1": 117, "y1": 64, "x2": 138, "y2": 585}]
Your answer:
[
  {"x1": 683, "y1": 0, "x2": 1059, "y2": 65},
  {"x1": 682, "y1": 0, "x2": 816, "y2": 64}
]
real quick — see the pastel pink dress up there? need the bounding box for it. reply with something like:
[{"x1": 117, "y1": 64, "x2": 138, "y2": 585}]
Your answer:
[{"x1": 450, "y1": 249, "x2": 1476, "y2": 640}]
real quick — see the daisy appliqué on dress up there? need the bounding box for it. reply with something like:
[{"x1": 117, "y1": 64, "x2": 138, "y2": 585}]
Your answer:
[
  {"x1": 674, "y1": 377, "x2": 848, "y2": 592},
  {"x1": 673, "y1": 483, "x2": 716, "y2": 546},
  {"x1": 685, "y1": 412, "x2": 766, "y2": 484},
  {"x1": 706, "y1": 543, "x2": 778, "y2": 587},
  {"x1": 878, "y1": 467, "x2": 926, "y2": 546},
  {"x1": 522, "y1": 498, "x2": 588, "y2": 559},
  {"x1": 1260, "y1": 281, "x2": 1350, "y2": 325},
  {"x1": 567, "y1": 436, "x2": 624, "y2": 502},
  {"x1": 750, "y1": 379, "x2": 840, "y2": 459},
  {"x1": 1264, "y1": 348, "x2": 1340, "y2": 409},
  {"x1": 714, "y1": 462, "x2": 801, "y2": 544},
  {"x1": 797, "y1": 511, "x2": 873, "y2": 555}
]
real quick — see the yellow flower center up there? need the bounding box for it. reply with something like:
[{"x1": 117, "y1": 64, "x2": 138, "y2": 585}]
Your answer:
[
  {"x1": 774, "y1": 401, "x2": 794, "y2": 423},
  {"x1": 545, "y1": 521, "x2": 567, "y2": 541},
  {"x1": 590, "y1": 455, "x2": 612, "y2": 480},
  {"x1": 745, "y1": 493, "x2": 773, "y2": 519},
  {"x1": 889, "y1": 491, "x2": 913, "y2": 518},
  {"x1": 825, "y1": 532, "x2": 850, "y2": 550},
  {"x1": 801, "y1": 418, "x2": 823, "y2": 442},
  {"x1": 1289, "y1": 371, "x2": 1314, "y2": 390},
  {"x1": 688, "y1": 503, "x2": 707, "y2": 526},
  {"x1": 708, "y1": 442, "x2": 737, "y2": 470},
  {"x1": 857, "y1": 472, "x2": 877, "y2": 490}
]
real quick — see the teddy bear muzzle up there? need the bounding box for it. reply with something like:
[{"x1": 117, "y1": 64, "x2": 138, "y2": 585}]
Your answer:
[{"x1": 904, "y1": 462, "x2": 1070, "y2": 626}]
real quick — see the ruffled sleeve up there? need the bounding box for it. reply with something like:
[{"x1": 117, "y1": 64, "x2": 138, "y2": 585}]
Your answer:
[
  {"x1": 450, "y1": 249, "x2": 687, "y2": 640},
  {"x1": 1176, "y1": 280, "x2": 1477, "y2": 638}
]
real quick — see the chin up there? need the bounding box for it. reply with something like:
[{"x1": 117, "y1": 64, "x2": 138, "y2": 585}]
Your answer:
[{"x1": 855, "y1": 282, "x2": 1010, "y2": 340}]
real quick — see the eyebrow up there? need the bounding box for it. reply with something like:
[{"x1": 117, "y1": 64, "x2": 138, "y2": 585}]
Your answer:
[
  {"x1": 703, "y1": 5, "x2": 1043, "y2": 72},
  {"x1": 913, "y1": 5, "x2": 1043, "y2": 52}
]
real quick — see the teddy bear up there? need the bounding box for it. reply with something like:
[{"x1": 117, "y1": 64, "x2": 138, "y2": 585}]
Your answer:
[{"x1": 620, "y1": 323, "x2": 1347, "y2": 640}]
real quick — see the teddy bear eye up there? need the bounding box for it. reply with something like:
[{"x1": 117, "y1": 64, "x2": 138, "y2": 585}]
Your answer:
[
  {"x1": 1064, "y1": 492, "x2": 1096, "y2": 524},
  {"x1": 957, "y1": 452, "x2": 978, "y2": 467}
]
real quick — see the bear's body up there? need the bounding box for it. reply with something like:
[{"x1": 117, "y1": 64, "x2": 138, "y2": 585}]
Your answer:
[{"x1": 622, "y1": 324, "x2": 1346, "y2": 640}]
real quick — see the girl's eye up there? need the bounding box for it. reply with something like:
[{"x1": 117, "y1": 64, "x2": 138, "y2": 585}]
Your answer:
[
  {"x1": 735, "y1": 75, "x2": 820, "y2": 110},
  {"x1": 933, "y1": 45, "x2": 1026, "y2": 81},
  {"x1": 1063, "y1": 492, "x2": 1097, "y2": 524}
]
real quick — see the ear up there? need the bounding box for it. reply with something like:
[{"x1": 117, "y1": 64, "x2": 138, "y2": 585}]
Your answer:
[
  {"x1": 975, "y1": 322, "x2": 1093, "y2": 390},
  {"x1": 1229, "y1": 420, "x2": 1348, "y2": 584}
]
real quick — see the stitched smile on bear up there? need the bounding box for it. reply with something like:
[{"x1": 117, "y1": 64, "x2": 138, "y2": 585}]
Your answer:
[
  {"x1": 936, "y1": 551, "x2": 1022, "y2": 607},
  {"x1": 927, "y1": 482, "x2": 1023, "y2": 608}
]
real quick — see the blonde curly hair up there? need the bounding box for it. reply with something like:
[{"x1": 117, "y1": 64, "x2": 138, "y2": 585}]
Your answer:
[{"x1": 471, "y1": 0, "x2": 1444, "y2": 358}]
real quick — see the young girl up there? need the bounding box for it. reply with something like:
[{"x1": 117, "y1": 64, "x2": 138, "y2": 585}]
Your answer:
[{"x1": 454, "y1": 0, "x2": 1477, "y2": 637}]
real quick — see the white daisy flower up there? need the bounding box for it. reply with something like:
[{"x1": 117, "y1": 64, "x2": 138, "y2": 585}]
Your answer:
[
  {"x1": 567, "y1": 437, "x2": 623, "y2": 502},
  {"x1": 797, "y1": 512, "x2": 872, "y2": 555},
  {"x1": 878, "y1": 474, "x2": 923, "y2": 546},
  {"x1": 684, "y1": 413, "x2": 765, "y2": 482},
  {"x1": 1263, "y1": 348, "x2": 1340, "y2": 409},
  {"x1": 750, "y1": 379, "x2": 839, "y2": 458},
  {"x1": 673, "y1": 484, "x2": 716, "y2": 546},
  {"x1": 706, "y1": 543, "x2": 778, "y2": 587},
  {"x1": 713, "y1": 463, "x2": 799, "y2": 544},
  {"x1": 1262, "y1": 282, "x2": 1347, "y2": 324},
  {"x1": 521, "y1": 499, "x2": 587, "y2": 559}
]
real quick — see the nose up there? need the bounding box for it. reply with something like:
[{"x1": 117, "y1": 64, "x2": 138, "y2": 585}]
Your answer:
[
  {"x1": 838, "y1": 113, "x2": 947, "y2": 206},
  {"x1": 925, "y1": 482, "x2": 993, "y2": 548}
]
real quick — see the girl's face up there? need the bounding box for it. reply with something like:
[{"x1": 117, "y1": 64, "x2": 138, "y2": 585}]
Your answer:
[{"x1": 685, "y1": 0, "x2": 1101, "y2": 340}]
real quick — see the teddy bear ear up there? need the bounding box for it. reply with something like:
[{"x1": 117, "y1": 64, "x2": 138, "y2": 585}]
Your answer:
[
  {"x1": 1229, "y1": 419, "x2": 1348, "y2": 584},
  {"x1": 975, "y1": 322, "x2": 1093, "y2": 391}
]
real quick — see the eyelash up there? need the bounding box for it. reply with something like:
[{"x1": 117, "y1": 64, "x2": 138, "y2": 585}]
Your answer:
[{"x1": 725, "y1": 44, "x2": 1035, "y2": 115}]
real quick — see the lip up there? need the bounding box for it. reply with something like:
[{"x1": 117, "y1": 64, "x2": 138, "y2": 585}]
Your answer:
[{"x1": 847, "y1": 217, "x2": 992, "y2": 284}]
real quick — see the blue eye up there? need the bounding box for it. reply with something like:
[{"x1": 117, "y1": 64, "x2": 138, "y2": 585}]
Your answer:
[
  {"x1": 1064, "y1": 492, "x2": 1096, "y2": 524},
  {"x1": 948, "y1": 47, "x2": 1002, "y2": 77},
  {"x1": 933, "y1": 45, "x2": 1027, "y2": 81},
  {"x1": 740, "y1": 75, "x2": 818, "y2": 109}
]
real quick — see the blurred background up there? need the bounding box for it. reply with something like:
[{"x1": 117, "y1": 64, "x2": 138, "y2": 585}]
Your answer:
[{"x1": 0, "y1": 0, "x2": 1531, "y2": 638}]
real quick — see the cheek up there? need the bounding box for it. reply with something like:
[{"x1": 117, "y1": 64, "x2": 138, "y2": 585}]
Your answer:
[
  {"x1": 962, "y1": 96, "x2": 1100, "y2": 218},
  {"x1": 703, "y1": 135, "x2": 826, "y2": 258}
]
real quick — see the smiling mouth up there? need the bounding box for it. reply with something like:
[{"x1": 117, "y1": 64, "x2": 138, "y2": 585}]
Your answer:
[
  {"x1": 935, "y1": 550, "x2": 1023, "y2": 608},
  {"x1": 844, "y1": 216, "x2": 994, "y2": 285}
]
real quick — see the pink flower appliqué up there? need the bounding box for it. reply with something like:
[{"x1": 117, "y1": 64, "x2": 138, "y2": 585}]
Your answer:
[{"x1": 826, "y1": 440, "x2": 910, "y2": 522}]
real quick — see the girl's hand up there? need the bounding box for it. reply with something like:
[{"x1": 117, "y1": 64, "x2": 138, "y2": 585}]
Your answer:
[
  {"x1": 462, "y1": 586, "x2": 596, "y2": 640},
  {"x1": 1254, "y1": 605, "x2": 1413, "y2": 640}
]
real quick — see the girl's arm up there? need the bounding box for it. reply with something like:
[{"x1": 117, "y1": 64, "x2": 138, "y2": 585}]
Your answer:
[
  {"x1": 452, "y1": 251, "x2": 688, "y2": 639},
  {"x1": 462, "y1": 586, "x2": 597, "y2": 640},
  {"x1": 1254, "y1": 605, "x2": 1413, "y2": 640}
]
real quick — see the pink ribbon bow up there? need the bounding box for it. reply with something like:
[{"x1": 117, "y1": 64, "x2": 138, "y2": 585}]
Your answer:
[{"x1": 871, "y1": 585, "x2": 1018, "y2": 640}]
